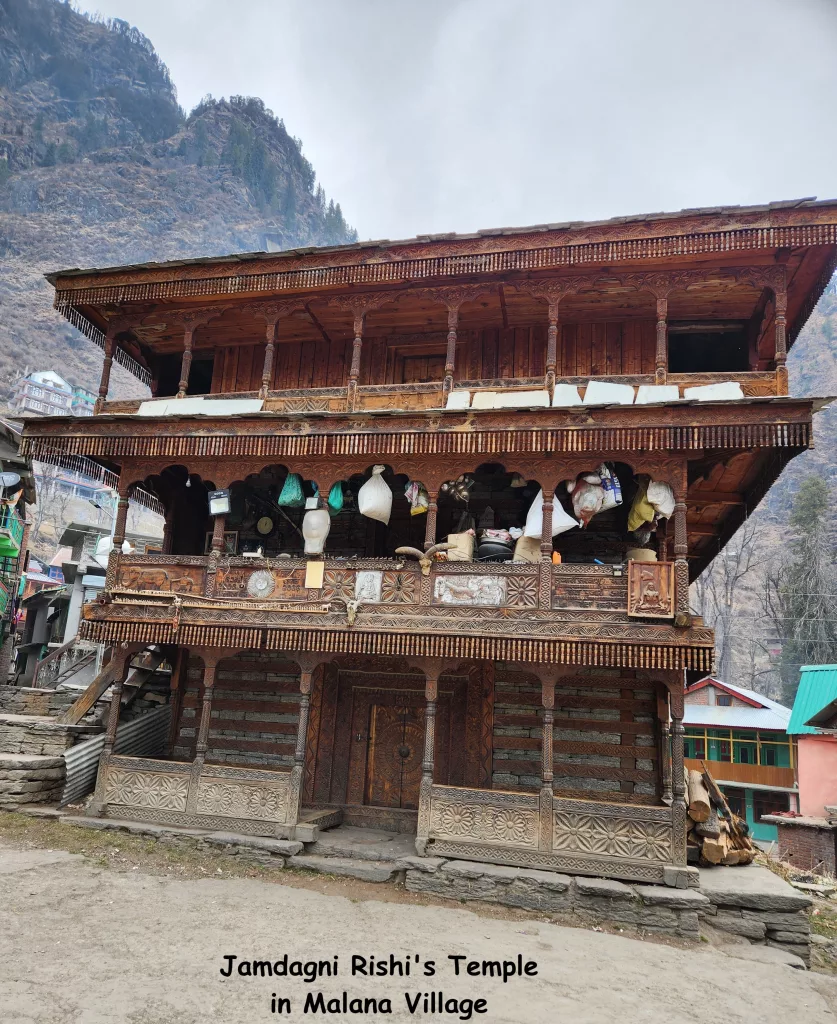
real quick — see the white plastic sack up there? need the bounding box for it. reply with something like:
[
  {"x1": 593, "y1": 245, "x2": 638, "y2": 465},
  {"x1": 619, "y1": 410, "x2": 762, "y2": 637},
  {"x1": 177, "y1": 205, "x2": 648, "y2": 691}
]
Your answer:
[
  {"x1": 358, "y1": 465, "x2": 392, "y2": 524},
  {"x1": 635, "y1": 385, "x2": 680, "y2": 405},
  {"x1": 583, "y1": 380, "x2": 635, "y2": 406},
  {"x1": 647, "y1": 480, "x2": 675, "y2": 519},
  {"x1": 683, "y1": 381, "x2": 744, "y2": 402},
  {"x1": 524, "y1": 489, "x2": 579, "y2": 538},
  {"x1": 599, "y1": 463, "x2": 622, "y2": 511},
  {"x1": 445, "y1": 390, "x2": 471, "y2": 411},
  {"x1": 494, "y1": 390, "x2": 550, "y2": 409},
  {"x1": 551, "y1": 384, "x2": 583, "y2": 407}
]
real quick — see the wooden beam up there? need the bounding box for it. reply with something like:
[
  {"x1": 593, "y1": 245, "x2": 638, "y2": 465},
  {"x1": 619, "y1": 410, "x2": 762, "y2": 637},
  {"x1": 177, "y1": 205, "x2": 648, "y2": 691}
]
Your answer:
[
  {"x1": 688, "y1": 491, "x2": 744, "y2": 506},
  {"x1": 686, "y1": 524, "x2": 719, "y2": 538},
  {"x1": 305, "y1": 303, "x2": 333, "y2": 345},
  {"x1": 498, "y1": 285, "x2": 509, "y2": 330}
]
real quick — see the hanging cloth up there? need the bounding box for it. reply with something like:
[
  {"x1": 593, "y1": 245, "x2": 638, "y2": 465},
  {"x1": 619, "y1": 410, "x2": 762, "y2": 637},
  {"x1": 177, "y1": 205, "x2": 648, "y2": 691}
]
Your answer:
[
  {"x1": 327, "y1": 482, "x2": 344, "y2": 517},
  {"x1": 277, "y1": 472, "x2": 305, "y2": 508},
  {"x1": 627, "y1": 476, "x2": 656, "y2": 532}
]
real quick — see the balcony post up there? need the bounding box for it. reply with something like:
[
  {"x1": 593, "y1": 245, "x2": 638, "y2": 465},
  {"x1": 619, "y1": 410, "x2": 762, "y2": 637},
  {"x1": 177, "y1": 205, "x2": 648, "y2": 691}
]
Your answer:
[
  {"x1": 774, "y1": 280, "x2": 788, "y2": 396},
  {"x1": 260, "y1": 319, "x2": 277, "y2": 399},
  {"x1": 443, "y1": 304, "x2": 459, "y2": 395},
  {"x1": 177, "y1": 324, "x2": 195, "y2": 399},
  {"x1": 539, "y1": 675, "x2": 555, "y2": 852},
  {"x1": 416, "y1": 659, "x2": 446, "y2": 851},
  {"x1": 658, "y1": 688, "x2": 673, "y2": 806},
  {"x1": 423, "y1": 488, "x2": 439, "y2": 552},
  {"x1": 671, "y1": 463, "x2": 690, "y2": 627},
  {"x1": 545, "y1": 299, "x2": 560, "y2": 397},
  {"x1": 88, "y1": 646, "x2": 135, "y2": 816},
  {"x1": 94, "y1": 329, "x2": 115, "y2": 414},
  {"x1": 289, "y1": 654, "x2": 322, "y2": 831},
  {"x1": 105, "y1": 488, "x2": 130, "y2": 590},
  {"x1": 186, "y1": 652, "x2": 220, "y2": 813},
  {"x1": 205, "y1": 514, "x2": 226, "y2": 598},
  {"x1": 655, "y1": 295, "x2": 668, "y2": 385},
  {"x1": 539, "y1": 485, "x2": 555, "y2": 609}
]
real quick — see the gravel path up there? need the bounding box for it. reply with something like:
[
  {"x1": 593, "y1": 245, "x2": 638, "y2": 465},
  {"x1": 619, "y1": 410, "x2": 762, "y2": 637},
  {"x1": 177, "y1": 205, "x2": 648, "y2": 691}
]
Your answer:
[{"x1": 1, "y1": 841, "x2": 835, "y2": 1024}]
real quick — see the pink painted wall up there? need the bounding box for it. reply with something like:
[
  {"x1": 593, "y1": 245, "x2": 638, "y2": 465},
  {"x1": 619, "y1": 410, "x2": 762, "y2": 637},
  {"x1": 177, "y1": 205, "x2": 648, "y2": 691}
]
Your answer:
[{"x1": 798, "y1": 734, "x2": 837, "y2": 818}]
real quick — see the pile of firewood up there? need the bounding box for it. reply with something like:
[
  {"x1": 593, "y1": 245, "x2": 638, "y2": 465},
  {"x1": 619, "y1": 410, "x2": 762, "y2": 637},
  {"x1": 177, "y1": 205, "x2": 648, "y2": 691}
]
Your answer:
[{"x1": 685, "y1": 762, "x2": 756, "y2": 866}]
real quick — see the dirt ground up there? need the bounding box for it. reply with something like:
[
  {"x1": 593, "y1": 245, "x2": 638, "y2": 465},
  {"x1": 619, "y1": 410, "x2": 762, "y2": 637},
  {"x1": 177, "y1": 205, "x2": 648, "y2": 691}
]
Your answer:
[{"x1": 2, "y1": 820, "x2": 837, "y2": 1024}]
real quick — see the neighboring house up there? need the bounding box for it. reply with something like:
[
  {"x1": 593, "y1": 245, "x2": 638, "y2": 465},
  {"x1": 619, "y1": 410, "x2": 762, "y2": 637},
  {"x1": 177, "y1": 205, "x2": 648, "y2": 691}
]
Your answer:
[
  {"x1": 787, "y1": 664, "x2": 837, "y2": 819},
  {"x1": 12, "y1": 371, "x2": 95, "y2": 418},
  {"x1": 684, "y1": 677, "x2": 796, "y2": 842}
]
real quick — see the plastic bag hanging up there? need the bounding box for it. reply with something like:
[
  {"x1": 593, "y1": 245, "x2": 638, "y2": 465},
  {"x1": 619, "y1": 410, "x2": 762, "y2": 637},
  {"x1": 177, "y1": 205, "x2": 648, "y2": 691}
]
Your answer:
[
  {"x1": 327, "y1": 481, "x2": 344, "y2": 517},
  {"x1": 277, "y1": 472, "x2": 305, "y2": 508},
  {"x1": 357, "y1": 465, "x2": 392, "y2": 524},
  {"x1": 523, "y1": 489, "x2": 579, "y2": 538},
  {"x1": 599, "y1": 463, "x2": 622, "y2": 511},
  {"x1": 404, "y1": 481, "x2": 429, "y2": 516}
]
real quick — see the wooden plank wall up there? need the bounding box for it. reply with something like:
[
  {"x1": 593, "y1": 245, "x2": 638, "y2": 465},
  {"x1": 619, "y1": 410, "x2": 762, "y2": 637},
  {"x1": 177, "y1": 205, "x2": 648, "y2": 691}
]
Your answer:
[
  {"x1": 209, "y1": 320, "x2": 657, "y2": 392},
  {"x1": 492, "y1": 667, "x2": 660, "y2": 804},
  {"x1": 172, "y1": 653, "x2": 301, "y2": 769}
]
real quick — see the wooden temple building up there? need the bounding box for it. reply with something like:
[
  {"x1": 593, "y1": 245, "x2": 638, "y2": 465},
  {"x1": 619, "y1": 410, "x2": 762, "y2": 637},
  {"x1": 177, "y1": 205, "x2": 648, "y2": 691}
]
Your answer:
[{"x1": 21, "y1": 198, "x2": 836, "y2": 884}]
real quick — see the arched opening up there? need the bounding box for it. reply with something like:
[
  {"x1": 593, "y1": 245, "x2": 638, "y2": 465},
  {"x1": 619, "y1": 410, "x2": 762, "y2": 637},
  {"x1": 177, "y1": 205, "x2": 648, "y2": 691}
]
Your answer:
[{"x1": 141, "y1": 466, "x2": 215, "y2": 556}]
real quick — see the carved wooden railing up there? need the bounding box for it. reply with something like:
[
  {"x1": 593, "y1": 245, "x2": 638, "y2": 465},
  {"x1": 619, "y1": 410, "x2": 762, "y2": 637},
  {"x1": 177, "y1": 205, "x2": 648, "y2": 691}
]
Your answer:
[
  {"x1": 99, "y1": 754, "x2": 294, "y2": 834},
  {"x1": 98, "y1": 369, "x2": 778, "y2": 418},
  {"x1": 422, "y1": 783, "x2": 683, "y2": 884},
  {"x1": 110, "y1": 555, "x2": 661, "y2": 616}
]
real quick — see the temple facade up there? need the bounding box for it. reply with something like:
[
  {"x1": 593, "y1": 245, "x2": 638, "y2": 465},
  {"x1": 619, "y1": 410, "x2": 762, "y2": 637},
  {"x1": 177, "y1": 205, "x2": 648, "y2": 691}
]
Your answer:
[{"x1": 21, "y1": 199, "x2": 836, "y2": 884}]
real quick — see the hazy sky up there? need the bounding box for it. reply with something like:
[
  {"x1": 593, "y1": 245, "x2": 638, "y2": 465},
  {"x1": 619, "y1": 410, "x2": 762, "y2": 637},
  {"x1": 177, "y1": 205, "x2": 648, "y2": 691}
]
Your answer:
[{"x1": 85, "y1": 0, "x2": 837, "y2": 241}]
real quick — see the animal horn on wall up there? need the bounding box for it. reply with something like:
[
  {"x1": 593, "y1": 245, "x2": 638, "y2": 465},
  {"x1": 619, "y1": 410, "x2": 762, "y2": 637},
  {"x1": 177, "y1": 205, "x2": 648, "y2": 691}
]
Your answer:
[{"x1": 395, "y1": 543, "x2": 451, "y2": 576}]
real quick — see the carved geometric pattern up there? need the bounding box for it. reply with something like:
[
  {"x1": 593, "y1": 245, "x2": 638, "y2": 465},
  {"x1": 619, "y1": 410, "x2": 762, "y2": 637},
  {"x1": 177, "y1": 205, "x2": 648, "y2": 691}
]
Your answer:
[
  {"x1": 381, "y1": 571, "x2": 418, "y2": 604},
  {"x1": 195, "y1": 777, "x2": 290, "y2": 823},
  {"x1": 105, "y1": 805, "x2": 282, "y2": 837},
  {"x1": 430, "y1": 797, "x2": 538, "y2": 849},
  {"x1": 104, "y1": 769, "x2": 188, "y2": 811},
  {"x1": 552, "y1": 811, "x2": 671, "y2": 861},
  {"x1": 506, "y1": 574, "x2": 538, "y2": 609},
  {"x1": 322, "y1": 570, "x2": 355, "y2": 603}
]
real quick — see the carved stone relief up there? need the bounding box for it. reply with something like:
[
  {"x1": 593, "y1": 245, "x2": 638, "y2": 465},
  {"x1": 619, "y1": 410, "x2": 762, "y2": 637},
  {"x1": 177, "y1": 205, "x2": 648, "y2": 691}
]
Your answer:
[
  {"x1": 355, "y1": 571, "x2": 383, "y2": 603},
  {"x1": 104, "y1": 768, "x2": 189, "y2": 811}
]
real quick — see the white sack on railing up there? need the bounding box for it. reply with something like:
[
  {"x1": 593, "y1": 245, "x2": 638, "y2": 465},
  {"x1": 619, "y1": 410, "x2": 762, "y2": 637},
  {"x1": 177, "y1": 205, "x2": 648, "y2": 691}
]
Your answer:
[{"x1": 357, "y1": 465, "x2": 393, "y2": 524}]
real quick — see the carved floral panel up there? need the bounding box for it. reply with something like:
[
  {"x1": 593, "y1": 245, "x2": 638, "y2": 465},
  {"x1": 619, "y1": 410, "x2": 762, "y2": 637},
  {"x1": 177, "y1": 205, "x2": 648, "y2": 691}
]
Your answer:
[
  {"x1": 104, "y1": 769, "x2": 189, "y2": 811},
  {"x1": 430, "y1": 796, "x2": 538, "y2": 848},
  {"x1": 552, "y1": 811, "x2": 672, "y2": 861},
  {"x1": 195, "y1": 776, "x2": 290, "y2": 822}
]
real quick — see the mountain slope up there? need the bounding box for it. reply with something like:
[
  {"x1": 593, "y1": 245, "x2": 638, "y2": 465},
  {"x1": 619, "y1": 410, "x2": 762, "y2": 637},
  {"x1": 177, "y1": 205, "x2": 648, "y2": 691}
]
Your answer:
[{"x1": 0, "y1": 0, "x2": 356, "y2": 399}]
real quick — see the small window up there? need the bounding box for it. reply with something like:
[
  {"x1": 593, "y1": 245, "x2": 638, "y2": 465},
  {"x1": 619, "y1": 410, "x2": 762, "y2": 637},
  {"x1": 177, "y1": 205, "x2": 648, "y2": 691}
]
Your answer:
[
  {"x1": 716, "y1": 694, "x2": 732, "y2": 706},
  {"x1": 754, "y1": 791, "x2": 790, "y2": 821},
  {"x1": 762, "y1": 746, "x2": 776, "y2": 766},
  {"x1": 668, "y1": 327, "x2": 749, "y2": 374}
]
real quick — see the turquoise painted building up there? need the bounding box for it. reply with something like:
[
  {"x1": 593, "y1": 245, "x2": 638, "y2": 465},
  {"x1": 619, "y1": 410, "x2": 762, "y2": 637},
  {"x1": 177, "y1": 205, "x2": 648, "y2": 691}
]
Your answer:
[{"x1": 683, "y1": 677, "x2": 797, "y2": 843}]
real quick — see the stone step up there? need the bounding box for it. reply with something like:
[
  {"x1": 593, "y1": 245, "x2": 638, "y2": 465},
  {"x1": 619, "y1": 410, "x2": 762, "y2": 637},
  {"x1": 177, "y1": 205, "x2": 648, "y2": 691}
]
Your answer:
[{"x1": 287, "y1": 853, "x2": 402, "y2": 882}]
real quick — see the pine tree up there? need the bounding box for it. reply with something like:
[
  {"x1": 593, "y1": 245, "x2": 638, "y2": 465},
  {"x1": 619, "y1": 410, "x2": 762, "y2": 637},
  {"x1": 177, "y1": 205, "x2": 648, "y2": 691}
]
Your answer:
[{"x1": 766, "y1": 476, "x2": 837, "y2": 703}]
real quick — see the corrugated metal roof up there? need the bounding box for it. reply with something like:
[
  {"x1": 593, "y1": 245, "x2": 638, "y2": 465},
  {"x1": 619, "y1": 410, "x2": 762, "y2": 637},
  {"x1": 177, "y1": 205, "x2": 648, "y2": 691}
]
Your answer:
[
  {"x1": 684, "y1": 678, "x2": 791, "y2": 732},
  {"x1": 788, "y1": 665, "x2": 837, "y2": 735}
]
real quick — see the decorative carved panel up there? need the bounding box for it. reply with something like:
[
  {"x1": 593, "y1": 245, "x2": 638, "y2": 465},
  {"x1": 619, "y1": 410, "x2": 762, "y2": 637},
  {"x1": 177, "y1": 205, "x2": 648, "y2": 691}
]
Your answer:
[
  {"x1": 433, "y1": 575, "x2": 507, "y2": 606},
  {"x1": 627, "y1": 561, "x2": 675, "y2": 619},
  {"x1": 552, "y1": 809, "x2": 672, "y2": 861},
  {"x1": 196, "y1": 773, "x2": 290, "y2": 823},
  {"x1": 215, "y1": 567, "x2": 311, "y2": 601},
  {"x1": 428, "y1": 786, "x2": 539, "y2": 849},
  {"x1": 117, "y1": 562, "x2": 205, "y2": 595},
  {"x1": 552, "y1": 564, "x2": 628, "y2": 611},
  {"x1": 104, "y1": 768, "x2": 189, "y2": 811}
]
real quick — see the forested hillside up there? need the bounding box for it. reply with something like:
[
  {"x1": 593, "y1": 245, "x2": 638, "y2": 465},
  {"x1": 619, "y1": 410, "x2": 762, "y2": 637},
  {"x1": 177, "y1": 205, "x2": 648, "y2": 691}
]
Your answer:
[{"x1": 0, "y1": 0, "x2": 356, "y2": 400}]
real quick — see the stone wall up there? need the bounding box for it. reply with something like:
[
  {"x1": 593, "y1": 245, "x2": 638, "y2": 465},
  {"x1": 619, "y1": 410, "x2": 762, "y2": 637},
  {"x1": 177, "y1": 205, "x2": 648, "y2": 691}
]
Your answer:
[
  {"x1": 173, "y1": 653, "x2": 301, "y2": 769},
  {"x1": 0, "y1": 753, "x2": 65, "y2": 806},
  {"x1": 0, "y1": 714, "x2": 97, "y2": 757},
  {"x1": 491, "y1": 667, "x2": 659, "y2": 801},
  {"x1": 0, "y1": 685, "x2": 78, "y2": 718}
]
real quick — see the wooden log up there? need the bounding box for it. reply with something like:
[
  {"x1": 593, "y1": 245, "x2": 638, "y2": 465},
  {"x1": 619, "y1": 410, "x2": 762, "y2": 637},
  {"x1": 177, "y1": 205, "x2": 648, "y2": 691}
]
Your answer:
[
  {"x1": 723, "y1": 848, "x2": 742, "y2": 866},
  {"x1": 695, "y1": 807, "x2": 721, "y2": 839},
  {"x1": 701, "y1": 833, "x2": 729, "y2": 865},
  {"x1": 687, "y1": 769, "x2": 711, "y2": 822}
]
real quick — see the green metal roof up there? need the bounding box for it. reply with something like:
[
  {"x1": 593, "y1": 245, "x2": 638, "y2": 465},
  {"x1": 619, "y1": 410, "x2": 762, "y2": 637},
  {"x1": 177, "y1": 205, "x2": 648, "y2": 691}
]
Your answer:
[{"x1": 788, "y1": 665, "x2": 837, "y2": 734}]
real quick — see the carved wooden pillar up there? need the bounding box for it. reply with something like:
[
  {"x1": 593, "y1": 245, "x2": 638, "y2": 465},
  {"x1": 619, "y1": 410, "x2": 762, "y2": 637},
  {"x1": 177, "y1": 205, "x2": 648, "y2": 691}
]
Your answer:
[
  {"x1": 260, "y1": 319, "x2": 278, "y2": 399},
  {"x1": 88, "y1": 647, "x2": 134, "y2": 815},
  {"x1": 667, "y1": 676, "x2": 688, "y2": 866},
  {"x1": 443, "y1": 305, "x2": 459, "y2": 395},
  {"x1": 657, "y1": 687, "x2": 673, "y2": 806},
  {"x1": 186, "y1": 653, "x2": 220, "y2": 812},
  {"x1": 545, "y1": 300, "x2": 560, "y2": 397},
  {"x1": 161, "y1": 504, "x2": 174, "y2": 555},
  {"x1": 289, "y1": 654, "x2": 320, "y2": 829},
  {"x1": 205, "y1": 514, "x2": 226, "y2": 597},
  {"x1": 423, "y1": 488, "x2": 439, "y2": 552},
  {"x1": 538, "y1": 486, "x2": 555, "y2": 609},
  {"x1": 347, "y1": 312, "x2": 365, "y2": 411},
  {"x1": 655, "y1": 295, "x2": 668, "y2": 384},
  {"x1": 539, "y1": 677, "x2": 555, "y2": 853},
  {"x1": 416, "y1": 662, "x2": 441, "y2": 850},
  {"x1": 177, "y1": 325, "x2": 194, "y2": 399},
  {"x1": 95, "y1": 329, "x2": 115, "y2": 414},
  {"x1": 672, "y1": 472, "x2": 690, "y2": 627},
  {"x1": 105, "y1": 489, "x2": 130, "y2": 590},
  {"x1": 774, "y1": 284, "x2": 788, "y2": 396}
]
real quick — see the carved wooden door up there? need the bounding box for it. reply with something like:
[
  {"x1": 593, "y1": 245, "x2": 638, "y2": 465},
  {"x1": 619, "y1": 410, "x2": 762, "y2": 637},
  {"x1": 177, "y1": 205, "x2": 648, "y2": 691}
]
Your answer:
[{"x1": 364, "y1": 705, "x2": 424, "y2": 809}]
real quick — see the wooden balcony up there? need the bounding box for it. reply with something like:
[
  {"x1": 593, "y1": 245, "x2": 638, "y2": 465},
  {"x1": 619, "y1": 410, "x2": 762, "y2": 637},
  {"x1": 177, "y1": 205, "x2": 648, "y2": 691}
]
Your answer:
[
  {"x1": 83, "y1": 554, "x2": 714, "y2": 671},
  {"x1": 685, "y1": 758, "x2": 796, "y2": 791},
  {"x1": 99, "y1": 370, "x2": 781, "y2": 417},
  {"x1": 0, "y1": 503, "x2": 23, "y2": 558}
]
